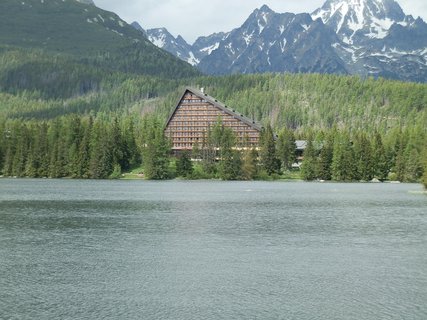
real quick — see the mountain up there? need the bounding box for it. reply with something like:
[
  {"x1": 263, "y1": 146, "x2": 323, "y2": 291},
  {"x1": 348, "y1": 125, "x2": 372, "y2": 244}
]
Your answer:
[
  {"x1": 198, "y1": 6, "x2": 347, "y2": 75},
  {"x1": 192, "y1": 32, "x2": 230, "y2": 61},
  {"x1": 131, "y1": 21, "x2": 146, "y2": 34},
  {"x1": 0, "y1": 0, "x2": 199, "y2": 78},
  {"x1": 312, "y1": 0, "x2": 407, "y2": 44},
  {"x1": 312, "y1": 0, "x2": 427, "y2": 81},
  {"x1": 145, "y1": 28, "x2": 199, "y2": 65},
  {"x1": 143, "y1": 29, "x2": 230, "y2": 66},
  {"x1": 139, "y1": 0, "x2": 427, "y2": 82}
]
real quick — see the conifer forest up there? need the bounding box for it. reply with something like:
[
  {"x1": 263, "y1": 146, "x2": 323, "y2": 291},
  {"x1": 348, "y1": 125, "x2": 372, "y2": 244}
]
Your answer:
[{"x1": 0, "y1": 47, "x2": 426, "y2": 185}]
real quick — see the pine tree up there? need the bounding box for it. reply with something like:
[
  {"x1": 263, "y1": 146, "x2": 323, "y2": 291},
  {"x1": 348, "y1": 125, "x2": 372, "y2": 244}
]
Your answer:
[
  {"x1": 354, "y1": 132, "x2": 373, "y2": 181},
  {"x1": 276, "y1": 128, "x2": 296, "y2": 171},
  {"x1": 259, "y1": 124, "x2": 280, "y2": 175},
  {"x1": 2, "y1": 144, "x2": 14, "y2": 176},
  {"x1": 89, "y1": 120, "x2": 113, "y2": 179},
  {"x1": 12, "y1": 123, "x2": 30, "y2": 177},
  {"x1": 404, "y1": 148, "x2": 422, "y2": 182},
  {"x1": 300, "y1": 138, "x2": 318, "y2": 181},
  {"x1": 331, "y1": 132, "x2": 356, "y2": 181},
  {"x1": 218, "y1": 127, "x2": 241, "y2": 180},
  {"x1": 219, "y1": 149, "x2": 242, "y2": 180},
  {"x1": 48, "y1": 119, "x2": 70, "y2": 178},
  {"x1": 394, "y1": 135, "x2": 407, "y2": 182},
  {"x1": 24, "y1": 127, "x2": 38, "y2": 178},
  {"x1": 371, "y1": 132, "x2": 388, "y2": 180},
  {"x1": 111, "y1": 117, "x2": 130, "y2": 172},
  {"x1": 123, "y1": 117, "x2": 140, "y2": 169},
  {"x1": 242, "y1": 147, "x2": 258, "y2": 180},
  {"x1": 37, "y1": 122, "x2": 50, "y2": 178},
  {"x1": 176, "y1": 150, "x2": 193, "y2": 178},
  {"x1": 317, "y1": 132, "x2": 334, "y2": 180},
  {"x1": 2, "y1": 123, "x2": 16, "y2": 176},
  {"x1": 67, "y1": 116, "x2": 83, "y2": 178},
  {"x1": 76, "y1": 117, "x2": 92, "y2": 178},
  {"x1": 142, "y1": 120, "x2": 170, "y2": 180},
  {"x1": 201, "y1": 127, "x2": 217, "y2": 175}
]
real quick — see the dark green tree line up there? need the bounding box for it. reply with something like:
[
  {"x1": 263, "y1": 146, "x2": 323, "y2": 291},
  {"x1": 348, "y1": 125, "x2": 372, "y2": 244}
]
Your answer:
[
  {"x1": 299, "y1": 128, "x2": 426, "y2": 182},
  {"x1": 0, "y1": 113, "x2": 144, "y2": 179}
]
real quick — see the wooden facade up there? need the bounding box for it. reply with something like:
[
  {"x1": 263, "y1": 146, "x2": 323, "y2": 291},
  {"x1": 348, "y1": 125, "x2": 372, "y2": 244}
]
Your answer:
[{"x1": 165, "y1": 88, "x2": 262, "y2": 152}]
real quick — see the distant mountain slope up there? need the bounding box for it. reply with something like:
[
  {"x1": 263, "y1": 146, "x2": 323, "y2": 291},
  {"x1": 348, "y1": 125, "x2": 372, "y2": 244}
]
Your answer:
[
  {"x1": 144, "y1": 29, "x2": 230, "y2": 67},
  {"x1": 146, "y1": 28, "x2": 199, "y2": 66},
  {"x1": 198, "y1": 6, "x2": 347, "y2": 75},
  {"x1": 0, "y1": 0, "x2": 199, "y2": 78},
  {"x1": 1, "y1": 0, "x2": 145, "y2": 54},
  {"x1": 139, "y1": 0, "x2": 427, "y2": 82}
]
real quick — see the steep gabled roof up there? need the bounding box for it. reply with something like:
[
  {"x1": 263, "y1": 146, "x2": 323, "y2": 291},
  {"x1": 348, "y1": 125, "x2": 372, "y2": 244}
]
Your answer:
[{"x1": 165, "y1": 87, "x2": 262, "y2": 132}]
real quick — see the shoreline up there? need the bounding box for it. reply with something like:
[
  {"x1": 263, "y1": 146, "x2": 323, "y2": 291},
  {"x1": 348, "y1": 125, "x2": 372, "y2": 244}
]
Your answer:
[{"x1": 0, "y1": 175, "x2": 424, "y2": 185}]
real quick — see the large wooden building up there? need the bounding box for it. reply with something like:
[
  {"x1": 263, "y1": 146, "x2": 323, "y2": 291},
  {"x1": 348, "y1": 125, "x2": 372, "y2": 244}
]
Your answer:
[{"x1": 165, "y1": 87, "x2": 262, "y2": 152}]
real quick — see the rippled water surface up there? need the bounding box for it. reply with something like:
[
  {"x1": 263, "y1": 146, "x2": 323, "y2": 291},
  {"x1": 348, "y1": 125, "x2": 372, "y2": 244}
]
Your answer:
[{"x1": 0, "y1": 179, "x2": 426, "y2": 320}]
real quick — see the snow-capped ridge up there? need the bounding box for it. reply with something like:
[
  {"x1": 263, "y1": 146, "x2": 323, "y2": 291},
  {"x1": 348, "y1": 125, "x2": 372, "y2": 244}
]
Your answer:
[
  {"x1": 311, "y1": 0, "x2": 408, "y2": 43},
  {"x1": 137, "y1": 0, "x2": 427, "y2": 82}
]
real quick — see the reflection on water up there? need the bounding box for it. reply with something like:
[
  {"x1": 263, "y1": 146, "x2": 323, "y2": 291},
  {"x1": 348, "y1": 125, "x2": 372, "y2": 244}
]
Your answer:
[{"x1": 0, "y1": 179, "x2": 426, "y2": 320}]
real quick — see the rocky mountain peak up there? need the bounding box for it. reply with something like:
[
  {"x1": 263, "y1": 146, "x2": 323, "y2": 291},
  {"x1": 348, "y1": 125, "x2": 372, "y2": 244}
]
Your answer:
[
  {"x1": 131, "y1": 21, "x2": 145, "y2": 35},
  {"x1": 256, "y1": 4, "x2": 274, "y2": 15},
  {"x1": 138, "y1": 0, "x2": 427, "y2": 82},
  {"x1": 243, "y1": 5, "x2": 275, "y2": 35},
  {"x1": 312, "y1": 0, "x2": 406, "y2": 43}
]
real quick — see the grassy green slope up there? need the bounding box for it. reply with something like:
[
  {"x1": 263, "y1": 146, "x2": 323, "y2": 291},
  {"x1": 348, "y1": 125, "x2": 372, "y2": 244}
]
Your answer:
[
  {"x1": 1, "y1": 0, "x2": 134, "y2": 53},
  {"x1": 0, "y1": 0, "x2": 199, "y2": 78}
]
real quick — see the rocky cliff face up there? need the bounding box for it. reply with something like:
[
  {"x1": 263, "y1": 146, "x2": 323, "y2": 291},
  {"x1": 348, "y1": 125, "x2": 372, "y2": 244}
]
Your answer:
[{"x1": 311, "y1": 0, "x2": 427, "y2": 81}]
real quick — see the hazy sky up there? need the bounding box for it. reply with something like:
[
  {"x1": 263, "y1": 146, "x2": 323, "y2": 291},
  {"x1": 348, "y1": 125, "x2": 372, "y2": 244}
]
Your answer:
[{"x1": 93, "y1": 0, "x2": 427, "y2": 43}]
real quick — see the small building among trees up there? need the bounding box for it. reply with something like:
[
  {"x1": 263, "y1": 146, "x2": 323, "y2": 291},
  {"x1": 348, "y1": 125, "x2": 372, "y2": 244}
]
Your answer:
[{"x1": 165, "y1": 87, "x2": 261, "y2": 152}]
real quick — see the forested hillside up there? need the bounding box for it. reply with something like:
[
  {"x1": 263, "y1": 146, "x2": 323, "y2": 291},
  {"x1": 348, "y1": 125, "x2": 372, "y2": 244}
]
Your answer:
[
  {"x1": 190, "y1": 74, "x2": 427, "y2": 132},
  {"x1": 0, "y1": 0, "x2": 199, "y2": 78},
  {"x1": 2, "y1": 60, "x2": 426, "y2": 132},
  {"x1": 1, "y1": 65, "x2": 426, "y2": 182},
  {"x1": 1, "y1": 0, "x2": 424, "y2": 182}
]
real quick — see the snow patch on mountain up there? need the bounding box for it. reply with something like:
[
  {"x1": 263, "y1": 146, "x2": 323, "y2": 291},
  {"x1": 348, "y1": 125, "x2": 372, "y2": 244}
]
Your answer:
[
  {"x1": 200, "y1": 43, "x2": 220, "y2": 54},
  {"x1": 366, "y1": 17, "x2": 394, "y2": 38},
  {"x1": 243, "y1": 32, "x2": 254, "y2": 45},
  {"x1": 149, "y1": 33, "x2": 166, "y2": 48},
  {"x1": 186, "y1": 52, "x2": 199, "y2": 66},
  {"x1": 281, "y1": 39, "x2": 287, "y2": 53},
  {"x1": 349, "y1": 0, "x2": 365, "y2": 32},
  {"x1": 258, "y1": 20, "x2": 266, "y2": 34}
]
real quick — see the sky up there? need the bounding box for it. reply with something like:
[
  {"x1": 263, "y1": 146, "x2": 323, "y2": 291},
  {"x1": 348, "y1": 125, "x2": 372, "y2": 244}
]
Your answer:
[{"x1": 93, "y1": 0, "x2": 427, "y2": 44}]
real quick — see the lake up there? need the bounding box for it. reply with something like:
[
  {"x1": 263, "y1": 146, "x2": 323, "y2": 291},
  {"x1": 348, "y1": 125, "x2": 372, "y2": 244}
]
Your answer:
[{"x1": 0, "y1": 179, "x2": 426, "y2": 320}]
